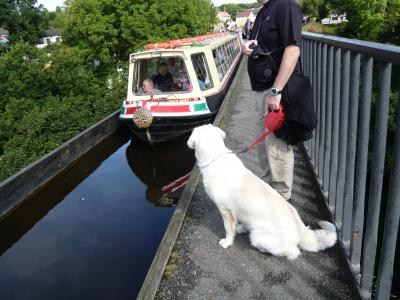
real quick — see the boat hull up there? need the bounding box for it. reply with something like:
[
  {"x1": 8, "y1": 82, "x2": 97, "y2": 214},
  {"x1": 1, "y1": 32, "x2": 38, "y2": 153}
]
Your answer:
[{"x1": 121, "y1": 112, "x2": 216, "y2": 144}]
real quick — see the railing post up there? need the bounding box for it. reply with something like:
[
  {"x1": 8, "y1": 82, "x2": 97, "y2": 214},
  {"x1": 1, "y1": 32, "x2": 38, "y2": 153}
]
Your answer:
[
  {"x1": 342, "y1": 53, "x2": 361, "y2": 248},
  {"x1": 323, "y1": 46, "x2": 334, "y2": 200},
  {"x1": 319, "y1": 43, "x2": 327, "y2": 192},
  {"x1": 350, "y1": 56, "x2": 373, "y2": 278},
  {"x1": 312, "y1": 41, "x2": 317, "y2": 165},
  {"x1": 316, "y1": 42, "x2": 322, "y2": 178},
  {"x1": 360, "y1": 61, "x2": 392, "y2": 299},
  {"x1": 328, "y1": 47, "x2": 341, "y2": 211},
  {"x1": 335, "y1": 50, "x2": 350, "y2": 232},
  {"x1": 375, "y1": 78, "x2": 400, "y2": 300}
]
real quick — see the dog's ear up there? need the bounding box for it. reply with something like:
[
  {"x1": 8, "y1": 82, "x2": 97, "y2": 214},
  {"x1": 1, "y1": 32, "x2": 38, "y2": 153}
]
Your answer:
[{"x1": 187, "y1": 128, "x2": 198, "y2": 149}]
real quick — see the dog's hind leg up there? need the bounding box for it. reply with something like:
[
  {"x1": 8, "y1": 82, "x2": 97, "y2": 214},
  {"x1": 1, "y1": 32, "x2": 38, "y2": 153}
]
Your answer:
[
  {"x1": 218, "y1": 207, "x2": 237, "y2": 249},
  {"x1": 249, "y1": 230, "x2": 301, "y2": 260}
]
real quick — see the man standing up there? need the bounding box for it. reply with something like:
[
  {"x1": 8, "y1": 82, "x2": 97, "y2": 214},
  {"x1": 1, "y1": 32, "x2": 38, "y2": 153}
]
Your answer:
[{"x1": 244, "y1": 0, "x2": 302, "y2": 201}]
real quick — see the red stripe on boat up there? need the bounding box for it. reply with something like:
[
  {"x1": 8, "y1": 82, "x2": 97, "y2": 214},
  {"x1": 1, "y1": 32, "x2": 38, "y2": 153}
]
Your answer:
[
  {"x1": 126, "y1": 107, "x2": 137, "y2": 114},
  {"x1": 151, "y1": 105, "x2": 190, "y2": 113},
  {"x1": 162, "y1": 173, "x2": 191, "y2": 194}
]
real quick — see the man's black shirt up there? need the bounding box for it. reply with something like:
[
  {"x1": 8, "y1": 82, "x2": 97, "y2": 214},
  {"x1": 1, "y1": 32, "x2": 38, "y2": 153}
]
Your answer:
[{"x1": 248, "y1": 0, "x2": 303, "y2": 91}]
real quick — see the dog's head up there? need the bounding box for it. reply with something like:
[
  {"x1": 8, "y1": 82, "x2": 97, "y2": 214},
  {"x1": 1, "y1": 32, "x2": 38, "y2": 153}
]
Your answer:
[{"x1": 187, "y1": 124, "x2": 226, "y2": 150}]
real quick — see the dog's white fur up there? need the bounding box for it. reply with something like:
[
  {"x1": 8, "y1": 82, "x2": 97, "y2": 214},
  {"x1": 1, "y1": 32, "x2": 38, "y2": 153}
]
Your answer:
[{"x1": 187, "y1": 124, "x2": 337, "y2": 259}]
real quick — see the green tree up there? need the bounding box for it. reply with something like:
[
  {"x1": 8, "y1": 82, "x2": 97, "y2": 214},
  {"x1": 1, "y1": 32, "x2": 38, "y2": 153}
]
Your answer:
[
  {"x1": 300, "y1": 0, "x2": 331, "y2": 19},
  {"x1": 58, "y1": 0, "x2": 217, "y2": 64},
  {"x1": 327, "y1": 0, "x2": 400, "y2": 43},
  {"x1": 38, "y1": 7, "x2": 63, "y2": 33},
  {"x1": 0, "y1": 42, "x2": 125, "y2": 180},
  {"x1": 0, "y1": 0, "x2": 42, "y2": 44},
  {"x1": 217, "y1": 3, "x2": 260, "y2": 20}
]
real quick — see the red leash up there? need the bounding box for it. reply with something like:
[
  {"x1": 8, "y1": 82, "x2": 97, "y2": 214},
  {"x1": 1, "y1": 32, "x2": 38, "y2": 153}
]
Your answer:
[{"x1": 241, "y1": 106, "x2": 286, "y2": 152}]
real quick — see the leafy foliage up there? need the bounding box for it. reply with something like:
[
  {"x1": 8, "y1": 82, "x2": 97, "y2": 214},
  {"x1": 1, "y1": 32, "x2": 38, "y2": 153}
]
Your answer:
[
  {"x1": 0, "y1": 0, "x2": 42, "y2": 44},
  {"x1": 300, "y1": 0, "x2": 331, "y2": 20},
  {"x1": 301, "y1": 0, "x2": 400, "y2": 44},
  {"x1": 0, "y1": 42, "x2": 125, "y2": 181},
  {"x1": 0, "y1": 0, "x2": 217, "y2": 182},
  {"x1": 217, "y1": 3, "x2": 260, "y2": 20},
  {"x1": 58, "y1": 0, "x2": 217, "y2": 63}
]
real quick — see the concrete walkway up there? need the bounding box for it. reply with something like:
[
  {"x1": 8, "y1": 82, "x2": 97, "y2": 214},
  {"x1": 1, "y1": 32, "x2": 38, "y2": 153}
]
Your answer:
[{"x1": 154, "y1": 58, "x2": 360, "y2": 300}]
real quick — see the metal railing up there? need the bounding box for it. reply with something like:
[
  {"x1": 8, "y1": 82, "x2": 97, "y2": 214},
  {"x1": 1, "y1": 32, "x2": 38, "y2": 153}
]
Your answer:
[{"x1": 301, "y1": 32, "x2": 400, "y2": 300}]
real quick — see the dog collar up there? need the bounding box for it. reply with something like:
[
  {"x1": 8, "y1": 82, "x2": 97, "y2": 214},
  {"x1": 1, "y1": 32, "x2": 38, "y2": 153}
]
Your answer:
[{"x1": 198, "y1": 151, "x2": 233, "y2": 169}]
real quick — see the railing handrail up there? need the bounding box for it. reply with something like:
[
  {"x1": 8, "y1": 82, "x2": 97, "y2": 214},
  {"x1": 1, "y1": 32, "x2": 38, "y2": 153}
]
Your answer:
[{"x1": 302, "y1": 32, "x2": 400, "y2": 65}]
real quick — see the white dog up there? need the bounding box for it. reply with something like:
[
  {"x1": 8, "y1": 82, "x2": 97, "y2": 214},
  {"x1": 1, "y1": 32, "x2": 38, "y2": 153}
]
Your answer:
[{"x1": 187, "y1": 124, "x2": 337, "y2": 260}]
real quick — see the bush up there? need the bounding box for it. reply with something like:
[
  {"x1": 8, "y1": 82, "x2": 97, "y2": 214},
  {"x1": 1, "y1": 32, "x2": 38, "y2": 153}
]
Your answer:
[{"x1": 0, "y1": 42, "x2": 125, "y2": 181}]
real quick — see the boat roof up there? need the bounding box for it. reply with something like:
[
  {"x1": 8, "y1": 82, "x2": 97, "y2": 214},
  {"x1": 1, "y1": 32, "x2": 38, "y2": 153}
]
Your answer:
[{"x1": 130, "y1": 32, "x2": 238, "y2": 58}]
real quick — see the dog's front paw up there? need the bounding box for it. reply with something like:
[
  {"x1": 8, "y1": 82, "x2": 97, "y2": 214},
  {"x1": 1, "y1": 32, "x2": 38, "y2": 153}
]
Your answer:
[{"x1": 219, "y1": 238, "x2": 233, "y2": 249}]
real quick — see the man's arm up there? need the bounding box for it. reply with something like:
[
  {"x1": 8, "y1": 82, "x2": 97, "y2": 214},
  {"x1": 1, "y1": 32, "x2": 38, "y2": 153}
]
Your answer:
[{"x1": 266, "y1": 44, "x2": 300, "y2": 111}]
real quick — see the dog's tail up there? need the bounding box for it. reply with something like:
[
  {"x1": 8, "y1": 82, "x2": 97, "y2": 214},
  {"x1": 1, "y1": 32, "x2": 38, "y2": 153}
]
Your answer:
[{"x1": 299, "y1": 220, "x2": 337, "y2": 252}]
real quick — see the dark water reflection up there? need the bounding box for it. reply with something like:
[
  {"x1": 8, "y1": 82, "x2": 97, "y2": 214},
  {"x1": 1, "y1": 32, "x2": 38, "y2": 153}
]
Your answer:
[
  {"x1": 126, "y1": 138, "x2": 195, "y2": 207},
  {"x1": 0, "y1": 130, "x2": 195, "y2": 299}
]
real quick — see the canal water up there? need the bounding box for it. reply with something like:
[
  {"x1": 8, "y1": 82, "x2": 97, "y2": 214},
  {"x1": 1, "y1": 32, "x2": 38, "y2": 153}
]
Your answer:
[{"x1": 0, "y1": 129, "x2": 195, "y2": 299}]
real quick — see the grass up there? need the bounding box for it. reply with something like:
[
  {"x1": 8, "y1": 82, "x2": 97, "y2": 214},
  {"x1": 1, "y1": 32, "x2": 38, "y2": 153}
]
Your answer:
[{"x1": 302, "y1": 21, "x2": 344, "y2": 36}]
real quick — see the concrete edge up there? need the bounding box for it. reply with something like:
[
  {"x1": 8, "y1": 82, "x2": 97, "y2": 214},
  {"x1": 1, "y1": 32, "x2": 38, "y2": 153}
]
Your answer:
[
  {"x1": 0, "y1": 110, "x2": 121, "y2": 219},
  {"x1": 136, "y1": 56, "x2": 247, "y2": 300},
  {"x1": 298, "y1": 145, "x2": 362, "y2": 299}
]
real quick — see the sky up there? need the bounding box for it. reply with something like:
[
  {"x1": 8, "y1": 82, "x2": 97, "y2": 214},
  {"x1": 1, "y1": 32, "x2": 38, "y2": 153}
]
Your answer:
[
  {"x1": 37, "y1": 0, "x2": 64, "y2": 11},
  {"x1": 37, "y1": 0, "x2": 257, "y2": 11}
]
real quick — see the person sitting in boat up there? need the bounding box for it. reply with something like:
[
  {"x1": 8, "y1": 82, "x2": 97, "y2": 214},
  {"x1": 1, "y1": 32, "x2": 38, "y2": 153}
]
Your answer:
[
  {"x1": 166, "y1": 57, "x2": 182, "y2": 78},
  {"x1": 137, "y1": 79, "x2": 161, "y2": 95},
  {"x1": 152, "y1": 62, "x2": 174, "y2": 92},
  {"x1": 198, "y1": 79, "x2": 206, "y2": 91},
  {"x1": 173, "y1": 75, "x2": 191, "y2": 92}
]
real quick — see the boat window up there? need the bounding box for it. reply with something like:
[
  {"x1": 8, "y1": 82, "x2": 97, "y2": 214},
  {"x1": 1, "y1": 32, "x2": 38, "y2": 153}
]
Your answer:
[
  {"x1": 225, "y1": 42, "x2": 233, "y2": 64},
  {"x1": 221, "y1": 45, "x2": 230, "y2": 73},
  {"x1": 212, "y1": 41, "x2": 238, "y2": 82},
  {"x1": 132, "y1": 56, "x2": 191, "y2": 95},
  {"x1": 212, "y1": 48, "x2": 225, "y2": 81},
  {"x1": 191, "y1": 53, "x2": 214, "y2": 91}
]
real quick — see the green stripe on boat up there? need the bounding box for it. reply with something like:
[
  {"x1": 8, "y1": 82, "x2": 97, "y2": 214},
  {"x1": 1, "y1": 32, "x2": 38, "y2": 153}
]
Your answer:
[{"x1": 193, "y1": 103, "x2": 208, "y2": 112}]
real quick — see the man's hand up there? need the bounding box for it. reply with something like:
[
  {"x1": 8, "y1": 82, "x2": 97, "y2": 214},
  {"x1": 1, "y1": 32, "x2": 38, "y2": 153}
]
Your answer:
[
  {"x1": 266, "y1": 93, "x2": 281, "y2": 112},
  {"x1": 243, "y1": 40, "x2": 258, "y2": 56}
]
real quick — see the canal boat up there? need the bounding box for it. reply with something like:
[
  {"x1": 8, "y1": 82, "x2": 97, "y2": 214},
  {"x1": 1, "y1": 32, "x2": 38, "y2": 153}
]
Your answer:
[{"x1": 119, "y1": 32, "x2": 242, "y2": 144}]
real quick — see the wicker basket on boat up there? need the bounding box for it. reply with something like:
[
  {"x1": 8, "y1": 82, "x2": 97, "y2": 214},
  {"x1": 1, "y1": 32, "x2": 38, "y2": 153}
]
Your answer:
[{"x1": 132, "y1": 107, "x2": 153, "y2": 129}]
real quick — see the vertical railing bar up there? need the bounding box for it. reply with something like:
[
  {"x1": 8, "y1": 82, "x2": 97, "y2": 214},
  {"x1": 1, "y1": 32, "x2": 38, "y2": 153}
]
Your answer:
[
  {"x1": 328, "y1": 47, "x2": 341, "y2": 210},
  {"x1": 312, "y1": 41, "x2": 318, "y2": 166},
  {"x1": 319, "y1": 44, "x2": 327, "y2": 191},
  {"x1": 335, "y1": 50, "x2": 351, "y2": 232},
  {"x1": 309, "y1": 40, "x2": 313, "y2": 159},
  {"x1": 306, "y1": 39, "x2": 311, "y2": 155},
  {"x1": 375, "y1": 76, "x2": 400, "y2": 300},
  {"x1": 309, "y1": 39, "x2": 314, "y2": 159},
  {"x1": 360, "y1": 61, "x2": 392, "y2": 299},
  {"x1": 323, "y1": 46, "x2": 334, "y2": 199},
  {"x1": 316, "y1": 42, "x2": 322, "y2": 179},
  {"x1": 342, "y1": 53, "x2": 361, "y2": 248},
  {"x1": 308, "y1": 39, "x2": 312, "y2": 155},
  {"x1": 307, "y1": 40, "x2": 310, "y2": 76},
  {"x1": 350, "y1": 56, "x2": 373, "y2": 280}
]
